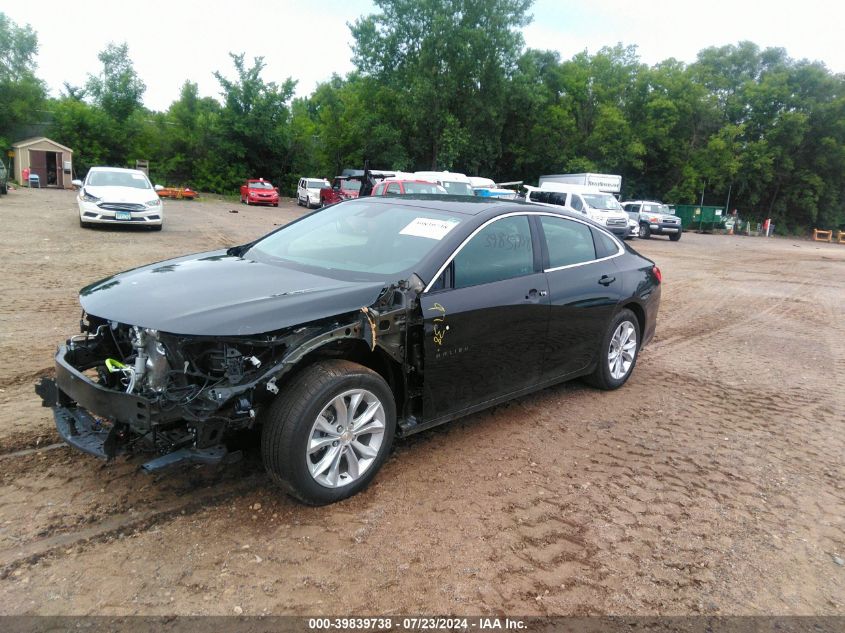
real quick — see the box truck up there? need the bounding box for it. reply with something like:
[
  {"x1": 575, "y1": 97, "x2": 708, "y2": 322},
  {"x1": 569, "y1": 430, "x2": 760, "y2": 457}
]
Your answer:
[{"x1": 539, "y1": 173, "x2": 621, "y2": 194}]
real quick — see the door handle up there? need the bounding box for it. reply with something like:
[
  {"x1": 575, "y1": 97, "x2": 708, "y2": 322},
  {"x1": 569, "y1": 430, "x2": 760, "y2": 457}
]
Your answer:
[
  {"x1": 598, "y1": 275, "x2": 616, "y2": 286},
  {"x1": 525, "y1": 288, "x2": 548, "y2": 300}
]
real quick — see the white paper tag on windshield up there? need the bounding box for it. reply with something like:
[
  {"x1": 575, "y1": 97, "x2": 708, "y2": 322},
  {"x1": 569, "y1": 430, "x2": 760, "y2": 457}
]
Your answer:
[{"x1": 399, "y1": 217, "x2": 459, "y2": 240}]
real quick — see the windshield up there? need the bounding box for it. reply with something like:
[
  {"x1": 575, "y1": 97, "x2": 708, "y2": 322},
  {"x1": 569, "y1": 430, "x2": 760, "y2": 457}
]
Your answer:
[
  {"x1": 642, "y1": 203, "x2": 671, "y2": 214},
  {"x1": 441, "y1": 181, "x2": 473, "y2": 196},
  {"x1": 403, "y1": 182, "x2": 446, "y2": 194},
  {"x1": 582, "y1": 193, "x2": 623, "y2": 211},
  {"x1": 337, "y1": 179, "x2": 362, "y2": 192},
  {"x1": 249, "y1": 181, "x2": 274, "y2": 190},
  {"x1": 87, "y1": 171, "x2": 151, "y2": 189},
  {"x1": 246, "y1": 201, "x2": 464, "y2": 276}
]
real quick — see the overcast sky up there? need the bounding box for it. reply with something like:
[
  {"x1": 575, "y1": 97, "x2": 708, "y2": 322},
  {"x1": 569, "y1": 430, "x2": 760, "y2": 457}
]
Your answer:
[{"x1": 4, "y1": 0, "x2": 844, "y2": 113}]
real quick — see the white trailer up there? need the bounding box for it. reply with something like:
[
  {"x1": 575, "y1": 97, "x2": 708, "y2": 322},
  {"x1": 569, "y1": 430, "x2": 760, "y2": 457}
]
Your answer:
[{"x1": 539, "y1": 173, "x2": 621, "y2": 194}]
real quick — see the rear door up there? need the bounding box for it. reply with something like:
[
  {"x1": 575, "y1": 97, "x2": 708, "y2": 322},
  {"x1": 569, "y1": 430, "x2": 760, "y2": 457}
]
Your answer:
[
  {"x1": 420, "y1": 214, "x2": 550, "y2": 419},
  {"x1": 538, "y1": 216, "x2": 624, "y2": 380}
]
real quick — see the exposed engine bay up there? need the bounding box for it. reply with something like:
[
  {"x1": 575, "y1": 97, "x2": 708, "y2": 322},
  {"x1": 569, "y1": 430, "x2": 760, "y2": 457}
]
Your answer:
[{"x1": 36, "y1": 280, "x2": 424, "y2": 471}]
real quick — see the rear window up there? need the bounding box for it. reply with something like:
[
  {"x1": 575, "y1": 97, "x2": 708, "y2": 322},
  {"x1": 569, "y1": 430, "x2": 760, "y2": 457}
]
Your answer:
[
  {"x1": 441, "y1": 181, "x2": 473, "y2": 196},
  {"x1": 306, "y1": 179, "x2": 326, "y2": 188},
  {"x1": 403, "y1": 182, "x2": 445, "y2": 194}
]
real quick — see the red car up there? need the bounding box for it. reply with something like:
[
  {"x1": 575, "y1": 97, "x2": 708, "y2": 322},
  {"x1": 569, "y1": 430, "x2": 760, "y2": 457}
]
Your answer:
[
  {"x1": 319, "y1": 177, "x2": 362, "y2": 206},
  {"x1": 371, "y1": 178, "x2": 447, "y2": 196},
  {"x1": 240, "y1": 179, "x2": 279, "y2": 207}
]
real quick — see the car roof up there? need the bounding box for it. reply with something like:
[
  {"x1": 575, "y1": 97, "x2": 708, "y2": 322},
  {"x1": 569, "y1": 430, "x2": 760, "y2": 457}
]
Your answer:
[
  {"x1": 380, "y1": 178, "x2": 440, "y2": 184},
  {"x1": 88, "y1": 166, "x2": 147, "y2": 175},
  {"x1": 353, "y1": 194, "x2": 610, "y2": 224}
]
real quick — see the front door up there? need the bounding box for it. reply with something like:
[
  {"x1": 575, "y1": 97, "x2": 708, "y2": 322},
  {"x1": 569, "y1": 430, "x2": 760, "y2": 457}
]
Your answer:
[{"x1": 420, "y1": 214, "x2": 550, "y2": 421}]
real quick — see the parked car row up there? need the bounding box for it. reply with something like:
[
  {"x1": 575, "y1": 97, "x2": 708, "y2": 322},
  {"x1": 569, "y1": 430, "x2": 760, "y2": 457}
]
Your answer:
[{"x1": 67, "y1": 164, "x2": 682, "y2": 247}]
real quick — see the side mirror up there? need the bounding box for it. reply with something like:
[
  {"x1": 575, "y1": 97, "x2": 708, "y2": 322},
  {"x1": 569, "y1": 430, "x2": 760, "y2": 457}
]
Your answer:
[
  {"x1": 154, "y1": 184, "x2": 164, "y2": 191},
  {"x1": 274, "y1": 187, "x2": 279, "y2": 193},
  {"x1": 71, "y1": 179, "x2": 83, "y2": 188}
]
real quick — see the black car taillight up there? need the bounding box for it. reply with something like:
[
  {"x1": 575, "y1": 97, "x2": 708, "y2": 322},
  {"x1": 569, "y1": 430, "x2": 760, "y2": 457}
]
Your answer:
[{"x1": 653, "y1": 265, "x2": 662, "y2": 283}]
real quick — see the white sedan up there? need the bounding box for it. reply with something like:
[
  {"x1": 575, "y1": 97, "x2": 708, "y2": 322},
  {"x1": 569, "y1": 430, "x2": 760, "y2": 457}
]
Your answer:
[{"x1": 74, "y1": 167, "x2": 163, "y2": 230}]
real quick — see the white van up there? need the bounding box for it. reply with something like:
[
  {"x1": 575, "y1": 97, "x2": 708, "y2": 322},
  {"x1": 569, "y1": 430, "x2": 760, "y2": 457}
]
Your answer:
[
  {"x1": 412, "y1": 171, "x2": 474, "y2": 196},
  {"x1": 524, "y1": 182, "x2": 630, "y2": 237}
]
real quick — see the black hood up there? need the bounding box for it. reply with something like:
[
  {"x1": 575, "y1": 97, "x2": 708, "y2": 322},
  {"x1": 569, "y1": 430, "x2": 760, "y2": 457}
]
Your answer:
[{"x1": 79, "y1": 250, "x2": 388, "y2": 336}]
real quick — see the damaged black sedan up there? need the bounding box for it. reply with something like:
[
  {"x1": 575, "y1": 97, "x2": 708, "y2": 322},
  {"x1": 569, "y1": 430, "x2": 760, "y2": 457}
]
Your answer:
[{"x1": 37, "y1": 197, "x2": 661, "y2": 505}]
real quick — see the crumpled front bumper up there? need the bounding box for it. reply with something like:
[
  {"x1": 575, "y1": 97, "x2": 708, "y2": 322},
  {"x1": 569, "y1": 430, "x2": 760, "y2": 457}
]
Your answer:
[
  {"x1": 34, "y1": 346, "x2": 234, "y2": 469},
  {"x1": 35, "y1": 377, "x2": 125, "y2": 459}
]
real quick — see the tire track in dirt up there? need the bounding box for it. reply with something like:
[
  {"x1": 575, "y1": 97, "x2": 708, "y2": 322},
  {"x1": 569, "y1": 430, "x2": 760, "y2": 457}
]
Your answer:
[{"x1": 0, "y1": 472, "x2": 266, "y2": 577}]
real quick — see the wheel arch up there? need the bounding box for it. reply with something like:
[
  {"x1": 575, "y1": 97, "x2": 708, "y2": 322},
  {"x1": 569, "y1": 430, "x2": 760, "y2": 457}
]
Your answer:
[
  {"x1": 280, "y1": 338, "x2": 405, "y2": 412},
  {"x1": 620, "y1": 300, "x2": 645, "y2": 341}
]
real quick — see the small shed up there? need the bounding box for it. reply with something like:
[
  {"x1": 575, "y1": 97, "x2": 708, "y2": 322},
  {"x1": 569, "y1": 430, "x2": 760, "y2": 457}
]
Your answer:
[{"x1": 11, "y1": 137, "x2": 74, "y2": 188}]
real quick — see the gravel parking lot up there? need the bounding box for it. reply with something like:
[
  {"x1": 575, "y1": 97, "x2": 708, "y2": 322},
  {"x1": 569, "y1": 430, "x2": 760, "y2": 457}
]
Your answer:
[{"x1": 0, "y1": 187, "x2": 843, "y2": 615}]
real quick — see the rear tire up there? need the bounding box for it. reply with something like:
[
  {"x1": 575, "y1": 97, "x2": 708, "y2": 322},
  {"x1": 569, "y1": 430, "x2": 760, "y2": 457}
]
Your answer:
[
  {"x1": 669, "y1": 231, "x2": 681, "y2": 241},
  {"x1": 584, "y1": 308, "x2": 640, "y2": 390},
  {"x1": 261, "y1": 360, "x2": 396, "y2": 505},
  {"x1": 638, "y1": 223, "x2": 651, "y2": 239}
]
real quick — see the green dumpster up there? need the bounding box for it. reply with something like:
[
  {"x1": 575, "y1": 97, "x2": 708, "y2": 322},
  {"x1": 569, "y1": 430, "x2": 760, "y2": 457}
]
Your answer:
[{"x1": 671, "y1": 205, "x2": 727, "y2": 232}]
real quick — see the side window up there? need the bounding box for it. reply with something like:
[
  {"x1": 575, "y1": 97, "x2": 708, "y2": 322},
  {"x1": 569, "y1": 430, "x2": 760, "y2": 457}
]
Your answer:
[
  {"x1": 548, "y1": 192, "x2": 567, "y2": 207},
  {"x1": 373, "y1": 183, "x2": 385, "y2": 195},
  {"x1": 387, "y1": 183, "x2": 401, "y2": 194},
  {"x1": 570, "y1": 195, "x2": 584, "y2": 212},
  {"x1": 591, "y1": 227, "x2": 620, "y2": 259},
  {"x1": 453, "y1": 216, "x2": 534, "y2": 289},
  {"x1": 298, "y1": 179, "x2": 304, "y2": 189},
  {"x1": 540, "y1": 216, "x2": 597, "y2": 269}
]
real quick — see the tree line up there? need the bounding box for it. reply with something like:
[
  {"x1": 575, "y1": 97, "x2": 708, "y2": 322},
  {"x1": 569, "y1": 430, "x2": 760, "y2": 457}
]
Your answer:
[{"x1": 2, "y1": 1, "x2": 845, "y2": 232}]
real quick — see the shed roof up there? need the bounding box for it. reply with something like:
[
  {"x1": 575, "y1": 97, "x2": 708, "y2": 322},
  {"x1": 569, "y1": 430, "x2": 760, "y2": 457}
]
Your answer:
[{"x1": 12, "y1": 137, "x2": 74, "y2": 153}]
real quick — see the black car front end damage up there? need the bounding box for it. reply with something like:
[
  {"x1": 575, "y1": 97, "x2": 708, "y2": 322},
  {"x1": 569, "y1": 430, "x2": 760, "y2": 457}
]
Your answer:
[{"x1": 36, "y1": 280, "x2": 421, "y2": 471}]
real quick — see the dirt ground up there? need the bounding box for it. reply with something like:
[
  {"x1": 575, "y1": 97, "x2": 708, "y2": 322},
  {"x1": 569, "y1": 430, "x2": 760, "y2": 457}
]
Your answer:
[{"x1": 0, "y1": 187, "x2": 842, "y2": 616}]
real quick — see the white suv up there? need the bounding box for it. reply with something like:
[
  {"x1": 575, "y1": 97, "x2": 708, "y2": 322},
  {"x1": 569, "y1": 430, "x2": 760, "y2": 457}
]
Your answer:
[{"x1": 297, "y1": 177, "x2": 330, "y2": 209}]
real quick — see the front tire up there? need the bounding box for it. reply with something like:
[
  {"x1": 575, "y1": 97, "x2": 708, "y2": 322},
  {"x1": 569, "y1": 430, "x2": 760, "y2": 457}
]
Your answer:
[
  {"x1": 638, "y1": 223, "x2": 651, "y2": 239},
  {"x1": 261, "y1": 360, "x2": 396, "y2": 505},
  {"x1": 584, "y1": 308, "x2": 640, "y2": 390},
  {"x1": 669, "y1": 231, "x2": 681, "y2": 241}
]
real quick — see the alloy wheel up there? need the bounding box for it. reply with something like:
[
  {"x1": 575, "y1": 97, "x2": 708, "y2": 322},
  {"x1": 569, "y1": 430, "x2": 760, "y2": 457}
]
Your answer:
[
  {"x1": 306, "y1": 389, "x2": 386, "y2": 488},
  {"x1": 608, "y1": 321, "x2": 637, "y2": 380}
]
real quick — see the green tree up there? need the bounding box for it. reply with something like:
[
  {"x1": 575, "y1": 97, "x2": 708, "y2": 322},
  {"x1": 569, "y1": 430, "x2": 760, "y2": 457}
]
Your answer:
[
  {"x1": 213, "y1": 53, "x2": 296, "y2": 190},
  {"x1": 0, "y1": 12, "x2": 46, "y2": 150},
  {"x1": 85, "y1": 42, "x2": 146, "y2": 123},
  {"x1": 350, "y1": 0, "x2": 533, "y2": 172}
]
